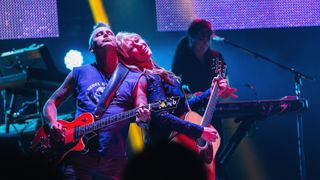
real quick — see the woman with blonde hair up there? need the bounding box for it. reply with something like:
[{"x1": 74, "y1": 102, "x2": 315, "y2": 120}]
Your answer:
[
  {"x1": 116, "y1": 31, "x2": 223, "y2": 145},
  {"x1": 116, "y1": 32, "x2": 240, "y2": 180}
]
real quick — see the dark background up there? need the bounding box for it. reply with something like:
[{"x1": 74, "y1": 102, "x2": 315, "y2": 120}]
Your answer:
[{"x1": 0, "y1": 1, "x2": 319, "y2": 179}]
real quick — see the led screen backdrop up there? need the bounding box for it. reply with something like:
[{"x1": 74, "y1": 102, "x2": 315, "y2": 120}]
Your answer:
[
  {"x1": 0, "y1": 0, "x2": 59, "y2": 40},
  {"x1": 155, "y1": 0, "x2": 320, "y2": 31}
]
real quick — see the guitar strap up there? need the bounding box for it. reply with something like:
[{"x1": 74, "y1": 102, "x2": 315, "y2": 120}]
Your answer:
[
  {"x1": 180, "y1": 86, "x2": 192, "y2": 112},
  {"x1": 94, "y1": 63, "x2": 129, "y2": 119},
  {"x1": 168, "y1": 84, "x2": 191, "y2": 141}
]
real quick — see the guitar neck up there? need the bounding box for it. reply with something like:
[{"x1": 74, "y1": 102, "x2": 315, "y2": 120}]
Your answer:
[
  {"x1": 201, "y1": 82, "x2": 220, "y2": 127},
  {"x1": 78, "y1": 108, "x2": 138, "y2": 136},
  {"x1": 75, "y1": 96, "x2": 179, "y2": 136},
  {"x1": 95, "y1": 108, "x2": 138, "y2": 130}
]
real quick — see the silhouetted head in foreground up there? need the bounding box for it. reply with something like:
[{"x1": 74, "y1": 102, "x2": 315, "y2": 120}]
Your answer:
[{"x1": 122, "y1": 141, "x2": 207, "y2": 180}]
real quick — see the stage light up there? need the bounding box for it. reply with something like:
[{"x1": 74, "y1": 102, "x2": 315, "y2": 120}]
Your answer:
[
  {"x1": 64, "y1": 50, "x2": 83, "y2": 70},
  {"x1": 87, "y1": 0, "x2": 144, "y2": 154},
  {"x1": 88, "y1": 0, "x2": 109, "y2": 24}
]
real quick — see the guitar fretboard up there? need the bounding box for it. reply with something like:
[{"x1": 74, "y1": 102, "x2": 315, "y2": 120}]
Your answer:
[
  {"x1": 201, "y1": 83, "x2": 220, "y2": 127},
  {"x1": 72, "y1": 97, "x2": 179, "y2": 139},
  {"x1": 74, "y1": 107, "x2": 140, "y2": 139}
]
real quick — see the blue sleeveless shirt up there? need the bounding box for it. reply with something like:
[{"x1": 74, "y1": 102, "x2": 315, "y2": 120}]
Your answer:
[{"x1": 72, "y1": 64, "x2": 142, "y2": 158}]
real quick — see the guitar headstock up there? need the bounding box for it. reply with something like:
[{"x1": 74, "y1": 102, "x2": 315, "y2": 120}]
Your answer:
[
  {"x1": 150, "y1": 96, "x2": 180, "y2": 112},
  {"x1": 213, "y1": 58, "x2": 227, "y2": 79}
]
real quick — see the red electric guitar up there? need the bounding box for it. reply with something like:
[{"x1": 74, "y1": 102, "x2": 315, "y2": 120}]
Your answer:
[{"x1": 32, "y1": 96, "x2": 179, "y2": 166}]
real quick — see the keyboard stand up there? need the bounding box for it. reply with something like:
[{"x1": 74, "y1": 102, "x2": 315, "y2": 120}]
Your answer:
[
  {"x1": 216, "y1": 116, "x2": 266, "y2": 180},
  {"x1": 2, "y1": 89, "x2": 44, "y2": 134}
]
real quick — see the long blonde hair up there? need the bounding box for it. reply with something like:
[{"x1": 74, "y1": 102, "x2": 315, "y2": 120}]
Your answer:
[{"x1": 116, "y1": 32, "x2": 179, "y2": 85}]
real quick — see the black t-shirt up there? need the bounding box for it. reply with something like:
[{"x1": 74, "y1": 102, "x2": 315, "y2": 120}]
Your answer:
[{"x1": 172, "y1": 37, "x2": 226, "y2": 93}]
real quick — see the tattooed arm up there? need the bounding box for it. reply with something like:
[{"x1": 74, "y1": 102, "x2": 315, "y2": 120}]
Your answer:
[{"x1": 43, "y1": 72, "x2": 76, "y2": 130}]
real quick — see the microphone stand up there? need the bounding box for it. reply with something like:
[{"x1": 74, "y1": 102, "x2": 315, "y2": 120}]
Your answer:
[{"x1": 215, "y1": 38, "x2": 315, "y2": 180}]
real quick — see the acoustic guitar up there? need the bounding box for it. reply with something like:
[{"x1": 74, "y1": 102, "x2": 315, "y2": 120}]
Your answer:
[{"x1": 172, "y1": 58, "x2": 226, "y2": 180}]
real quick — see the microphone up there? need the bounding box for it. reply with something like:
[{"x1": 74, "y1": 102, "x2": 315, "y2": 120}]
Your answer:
[
  {"x1": 12, "y1": 100, "x2": 36, "y2": 119},
  {"x1": 12, "y1": 105, "x2": 28, "y2": 119},
  {"x1": 244, "y1": 83, "x2": 255, "y2": 89},
  {"x1": 211, "y1": 34, "x2": 225, "y2": 42},
  {"x1": 244, "y1": 83, "x2": 260, "y2": 103}
]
